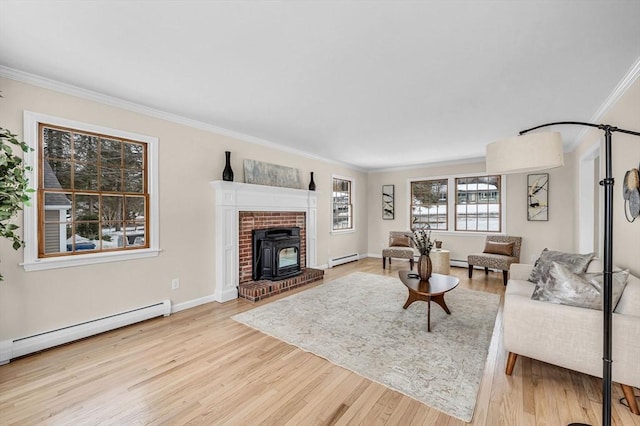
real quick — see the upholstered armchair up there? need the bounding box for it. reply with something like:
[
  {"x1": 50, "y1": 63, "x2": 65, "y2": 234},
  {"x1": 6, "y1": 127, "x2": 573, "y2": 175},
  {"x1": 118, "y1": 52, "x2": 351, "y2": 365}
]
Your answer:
[
  {"x1": 468, "y1": 235, "x2": 522, "y2": 285},
  {"x1": 382, "y1": 231, "x2": 415, "y2": 270}
]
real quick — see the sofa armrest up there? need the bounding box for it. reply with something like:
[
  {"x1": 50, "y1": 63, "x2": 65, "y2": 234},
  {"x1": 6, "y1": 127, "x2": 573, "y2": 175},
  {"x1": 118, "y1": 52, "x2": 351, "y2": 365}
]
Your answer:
[{"x1": 509, "y1": 263, "x2": 533, "y2": 281}]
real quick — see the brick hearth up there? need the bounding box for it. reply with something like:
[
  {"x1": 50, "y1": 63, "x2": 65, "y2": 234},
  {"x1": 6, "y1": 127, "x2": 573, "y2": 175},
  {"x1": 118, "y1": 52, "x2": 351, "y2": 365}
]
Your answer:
[{"x1": 238, "y1": 268, "x2": 324, "y2": 302}]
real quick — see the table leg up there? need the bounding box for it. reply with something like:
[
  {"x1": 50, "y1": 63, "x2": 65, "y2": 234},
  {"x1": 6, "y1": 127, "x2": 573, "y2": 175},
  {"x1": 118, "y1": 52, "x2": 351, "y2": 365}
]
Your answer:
[
  {"x1": 431, "y1": 294, "x2": 451, "y2": 314},
  {"x1": 403, "y1": 290, "x2": 421, "y2": 309},
  {"x1": 427, "y1": 297, "x2": 431, "y2": 332}
]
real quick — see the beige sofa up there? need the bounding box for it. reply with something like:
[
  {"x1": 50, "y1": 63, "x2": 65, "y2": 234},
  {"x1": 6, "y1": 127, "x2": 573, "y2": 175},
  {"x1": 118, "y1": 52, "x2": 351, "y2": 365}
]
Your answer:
[{"x1": 503, "y1": 259, "x2": 640, "y2": 415}]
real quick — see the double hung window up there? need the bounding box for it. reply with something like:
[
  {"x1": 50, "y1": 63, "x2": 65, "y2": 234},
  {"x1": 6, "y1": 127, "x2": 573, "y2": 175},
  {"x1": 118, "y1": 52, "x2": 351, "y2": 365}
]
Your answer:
[
  {"x1": 332, "y1": 176, "x2": 353, "y2": 231},
  {"x1": 409, "y1": 174, "x2": 503, "y2": 233},
  {"x1": 23, "y1": 112, "x2": 159, "y2": 271}
]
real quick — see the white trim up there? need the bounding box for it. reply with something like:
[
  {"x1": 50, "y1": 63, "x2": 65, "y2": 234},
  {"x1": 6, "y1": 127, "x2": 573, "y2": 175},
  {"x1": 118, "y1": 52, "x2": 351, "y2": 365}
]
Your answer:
[
  {"x1": 368, "y1": 156, "x2": 485, "y2": 174},
  {"x1": 1, "y1": 300, "x2": 170, "y2": 364},
  {"x1": 170, "y1": 294, "x2": 219, "y2": 313},
  {"x1": 22, "y1": 111, "x2": 161, "y2": 272},
  {"x1": 0, "y1": 65, "x2": 365, "y2": 172},
  {"x1": 210, "y1": 181, "x2": 318, "y2": 303},
  {"x1": 406, "y1": 172, "x2": 507, "y2": 234},
  {"x1": 578, "y1": 142, "x2": 601, "y2": 254},
  {"x1": 331, "y1": 174, "x2": 355, "y2": 233},
  {"x1": 568, "y1": 56, "x2": 640, "y2": 151}
]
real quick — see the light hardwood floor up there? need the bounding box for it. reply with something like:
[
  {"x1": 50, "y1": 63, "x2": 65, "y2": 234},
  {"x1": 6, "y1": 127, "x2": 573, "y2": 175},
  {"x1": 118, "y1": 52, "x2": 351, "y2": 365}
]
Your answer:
[{"x1": 1, "y1": 258, "x2": 638, "y2": 425}]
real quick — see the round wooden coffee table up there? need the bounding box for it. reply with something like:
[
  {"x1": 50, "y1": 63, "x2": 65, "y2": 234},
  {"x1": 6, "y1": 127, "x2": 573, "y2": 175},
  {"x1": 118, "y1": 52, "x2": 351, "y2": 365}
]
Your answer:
[{"x1": 398, "y1": 270, "x2": 460, "y2": 332}]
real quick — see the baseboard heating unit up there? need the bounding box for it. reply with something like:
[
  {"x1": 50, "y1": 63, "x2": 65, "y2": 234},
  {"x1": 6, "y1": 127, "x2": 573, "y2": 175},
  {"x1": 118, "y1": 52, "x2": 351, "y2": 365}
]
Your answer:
[
  {"x1": 1, "y1": 300, "x2": 171, "y2": 364},
  {"x1": 328, "y1": 253, "x2": 359, "y2": 268}
]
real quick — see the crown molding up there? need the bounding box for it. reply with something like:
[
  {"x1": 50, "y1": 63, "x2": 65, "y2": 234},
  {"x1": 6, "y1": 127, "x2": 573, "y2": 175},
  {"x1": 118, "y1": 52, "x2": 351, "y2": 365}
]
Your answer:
[
  {"x1": 368, "y1": 155, "x2": 485, "y2": 174},
  {"x1": 568, "y1": 55, "x2": 640, "y2": 151},
  {"x1": 0, "y1": 66, "x2": 366, "y2": 172}
]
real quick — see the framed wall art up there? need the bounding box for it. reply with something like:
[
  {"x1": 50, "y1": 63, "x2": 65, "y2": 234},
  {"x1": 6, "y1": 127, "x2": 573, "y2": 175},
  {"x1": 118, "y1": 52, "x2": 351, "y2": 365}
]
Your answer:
[
  {"x1": 527, "y1": 173, "x2": 549, "y2": 221},
  {"x1": 382, "y1": 184, "x2": 394, "y2": 220}
]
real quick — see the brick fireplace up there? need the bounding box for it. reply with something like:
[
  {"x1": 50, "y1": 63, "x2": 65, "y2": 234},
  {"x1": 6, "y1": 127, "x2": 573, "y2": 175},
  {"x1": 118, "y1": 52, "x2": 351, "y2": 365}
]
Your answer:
[
  {"x1": 210, "y1": 181, "x2": 321, "y2": 303},
  {"x1": 238, "y1": 212, "x2": 307, "y2": 283}
]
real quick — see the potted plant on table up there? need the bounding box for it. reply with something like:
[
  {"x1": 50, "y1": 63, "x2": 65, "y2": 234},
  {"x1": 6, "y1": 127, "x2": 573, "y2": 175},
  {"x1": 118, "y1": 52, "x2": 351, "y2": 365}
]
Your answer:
[{"x1": 411, "y1": 225, "x2": 434, "y2": 280}]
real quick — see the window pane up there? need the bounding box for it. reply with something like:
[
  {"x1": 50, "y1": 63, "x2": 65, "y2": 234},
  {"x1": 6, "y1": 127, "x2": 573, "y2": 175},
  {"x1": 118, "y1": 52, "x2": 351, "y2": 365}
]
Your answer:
[
  {"x1": 73, "y1": 133, "x2": 98, "y2": 163},
  {"x1": 44, "y1": 192, "x2": 72, "y2": 212},
  {"x1": 101, "y1": 138, "x2": 122, "y2": 166},
  {"x1": 74, "y1": 163, "x2": 98, "y2": 191},
  {"x1": 125, "y1": 196, "x2": 145, "y2": 220},
  {"x1": 74, "y1": 194, "x2": 100, "y2": 221},
  {"x1": 43, "y1": 128, "x2": 71, "y2": 160},
  {"x1": 124, "y1": 169, "x2": 144, "y2": 193},
  {"x1": 124, "y1": 222, "x2": 146, "y2": 247},
  {"x1": 45, "y1": 160, "x2": 72, "y2": 190},
  {"x1": 101, "y1": 167, "x2": 122, "y2": 192},
  {"x1": 124, "y1": 142, "x2": 144, "y2": 169},
  {"x1": 102, "y1": 195, "x2": 124, "y2": 222}
]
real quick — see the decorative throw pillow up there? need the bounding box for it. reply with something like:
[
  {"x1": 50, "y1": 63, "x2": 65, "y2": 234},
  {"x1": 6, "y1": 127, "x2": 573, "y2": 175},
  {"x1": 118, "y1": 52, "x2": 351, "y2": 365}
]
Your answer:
[
  {"x1": 531, "y1": 262, "x2": 629, "y2": 310},
  {"x1": 390, "y1": 235, "x2": 411, "y2": 247},
  {"x1": 582, "y1": 269, "x2": 630, "y2": 311},
  {"x1": 528, "y1": 248, "x2": 595, "y2": 284},
  {"x1": 483, "y1": 241, "x2": 514, "y2": 256}
]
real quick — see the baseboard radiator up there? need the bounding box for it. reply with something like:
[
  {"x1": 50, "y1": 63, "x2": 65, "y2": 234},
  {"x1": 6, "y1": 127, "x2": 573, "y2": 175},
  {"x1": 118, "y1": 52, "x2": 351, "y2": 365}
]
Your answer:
[
  {"x1": 328, "y1": 253, "x2": 359, "y2": 268},
  {"x1": 1, "y1": 300, "x2": 171, "y2": 364}
]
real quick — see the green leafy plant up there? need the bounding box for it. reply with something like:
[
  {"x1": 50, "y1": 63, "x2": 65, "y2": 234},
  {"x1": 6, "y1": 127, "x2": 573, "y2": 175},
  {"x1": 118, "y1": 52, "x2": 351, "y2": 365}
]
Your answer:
[{"x1": 0, "y1": 126, "x2": 34, "y2": 280}]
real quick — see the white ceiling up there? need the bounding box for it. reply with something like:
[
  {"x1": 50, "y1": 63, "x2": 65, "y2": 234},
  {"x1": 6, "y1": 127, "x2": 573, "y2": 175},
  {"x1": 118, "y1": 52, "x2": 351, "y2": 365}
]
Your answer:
[{"x1": 1, "y1": 1, "x2": 639, "y2": 171}]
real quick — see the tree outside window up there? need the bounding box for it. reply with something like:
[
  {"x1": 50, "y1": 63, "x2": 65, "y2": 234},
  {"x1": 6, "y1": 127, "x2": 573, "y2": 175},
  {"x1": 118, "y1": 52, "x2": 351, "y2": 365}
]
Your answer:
[
  {"x1": 411, "y1": 179, "x2": 448, "y2": 230},
  {"x1": 39, "y1": 124, "x2": 148, "y2": 256}
]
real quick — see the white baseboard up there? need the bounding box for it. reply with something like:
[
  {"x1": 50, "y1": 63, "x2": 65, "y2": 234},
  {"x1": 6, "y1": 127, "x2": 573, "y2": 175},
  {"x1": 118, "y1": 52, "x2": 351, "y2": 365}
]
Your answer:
[
  {"x1": 171, "y1": 294, "x2": 218, "y2": 313},
  {"x1": 1, "y1": 300, "x2": 171, "y2": 364}
]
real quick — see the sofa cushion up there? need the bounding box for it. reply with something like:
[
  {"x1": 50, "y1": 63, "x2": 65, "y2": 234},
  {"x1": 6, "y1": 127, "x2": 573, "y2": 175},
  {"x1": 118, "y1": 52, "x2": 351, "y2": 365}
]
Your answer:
[
  {"x1": 483, "y1": 241, "x2": 514, "y2": 256},
  {"x1": 531, "y1": 262, "x2": 629, "y2": 310},
  {"x1": 528, "y1": 249, "x2": 595, "y2": 284}
]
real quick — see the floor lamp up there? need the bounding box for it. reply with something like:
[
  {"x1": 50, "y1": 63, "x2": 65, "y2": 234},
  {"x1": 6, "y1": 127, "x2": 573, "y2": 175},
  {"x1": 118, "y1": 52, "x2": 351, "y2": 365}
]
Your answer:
[{"x1": 486, "y1": 121, "x2": 640, "y2": 426}]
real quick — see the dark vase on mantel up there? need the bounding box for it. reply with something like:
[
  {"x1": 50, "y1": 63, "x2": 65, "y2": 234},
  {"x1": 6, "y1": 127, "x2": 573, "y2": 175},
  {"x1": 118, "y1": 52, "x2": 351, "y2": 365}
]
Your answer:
[
  {"x1": 222, "y1": 151, "x2": 234, "y2": 181},
  {"x1": 309, "y1": 172, "x2": 316, "y2": 191}
]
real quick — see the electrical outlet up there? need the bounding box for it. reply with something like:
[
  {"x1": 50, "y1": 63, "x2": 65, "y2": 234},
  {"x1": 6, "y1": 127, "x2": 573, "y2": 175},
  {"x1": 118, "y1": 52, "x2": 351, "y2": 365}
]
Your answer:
[{"x1": 171, "y1": 278, "x2": 180, "y2": 290}]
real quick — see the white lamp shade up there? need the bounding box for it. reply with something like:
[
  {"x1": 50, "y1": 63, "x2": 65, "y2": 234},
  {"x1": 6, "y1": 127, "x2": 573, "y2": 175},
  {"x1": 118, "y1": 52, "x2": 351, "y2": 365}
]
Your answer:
[{"x1": 486, "y1": 131, "x2": 564, "y2": 174}]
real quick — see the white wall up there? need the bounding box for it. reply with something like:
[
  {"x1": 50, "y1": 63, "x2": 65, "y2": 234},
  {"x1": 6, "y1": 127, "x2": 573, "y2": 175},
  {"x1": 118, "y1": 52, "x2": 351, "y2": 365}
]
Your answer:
[
  {"x1": 571, "y1": 76, "x2": 640, "y2": 276},
  {"x1": 0, "y1": 77, "x2": 367, "y2": 341},
  {"x1": 1, "y1": 71, "x2": 637, "y2": 345},
  {"x1": 366, "y1": 157, "x2": 576, "y2": 266}
]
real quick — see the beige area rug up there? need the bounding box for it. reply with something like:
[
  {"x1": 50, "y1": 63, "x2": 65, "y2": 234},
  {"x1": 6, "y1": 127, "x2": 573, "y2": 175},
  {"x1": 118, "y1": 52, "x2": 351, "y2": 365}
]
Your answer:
[{"x1": 232, "y1": 272, "x2": 500, "y2": 422}]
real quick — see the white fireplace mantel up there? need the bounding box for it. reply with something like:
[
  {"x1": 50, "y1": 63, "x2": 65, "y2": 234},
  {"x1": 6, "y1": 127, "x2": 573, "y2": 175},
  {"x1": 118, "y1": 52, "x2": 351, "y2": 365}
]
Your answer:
[{"x1": 209, "y1": 180, "x2": 318, "y2": 302}]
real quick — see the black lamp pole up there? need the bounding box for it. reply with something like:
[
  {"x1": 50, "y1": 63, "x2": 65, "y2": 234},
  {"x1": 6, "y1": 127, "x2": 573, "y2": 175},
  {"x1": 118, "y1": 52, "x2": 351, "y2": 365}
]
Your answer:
[{"x1": 518, "y1": 121, "x2": 640, "y2": 426}]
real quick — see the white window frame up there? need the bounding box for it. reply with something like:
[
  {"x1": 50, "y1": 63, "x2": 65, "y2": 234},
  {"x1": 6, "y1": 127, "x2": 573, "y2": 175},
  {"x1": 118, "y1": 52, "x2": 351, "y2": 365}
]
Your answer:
[
  {"x1": 22, "y1": 111, "x2": 160, "y2": 272},
  {"x1": 331, "y1": 174, "x2": 355, "y2": 234},
  {"x1": 407, "y1": 172, "x2": 507, "y2": 235}
]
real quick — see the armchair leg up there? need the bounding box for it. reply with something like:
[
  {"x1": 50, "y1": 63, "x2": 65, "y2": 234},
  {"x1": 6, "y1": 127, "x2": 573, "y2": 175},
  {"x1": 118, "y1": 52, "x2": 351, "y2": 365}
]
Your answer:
[
  {"x1": 503, "y1": 270, "x2": 509, "y2": 286},
  {"x1": 410, "y1": 258, "x2": 414, "y2": 270},
  {"x1": 484, "y1": 267, "x2": 489, "y2": 275},
  {"x1": 383, "y1": 257, "x2": 386, "y2": 269},
  {"x1": 468, "y1": 265, "x2": 473, "y2": 278},
  {"x1": 505, "y1": 352, "x2": 518, "y2": 375},
  {"x1": 621, "y1": 384, "x2": 640, "y2": 415}
]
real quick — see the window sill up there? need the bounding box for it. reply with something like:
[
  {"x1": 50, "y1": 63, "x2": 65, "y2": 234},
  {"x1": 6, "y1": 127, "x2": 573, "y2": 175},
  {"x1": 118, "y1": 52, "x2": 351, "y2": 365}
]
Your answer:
[
  {"x1": 22, "y1": 248, "x2": 162, "y2": 272},
  {"x1": 331, "y1": 229, "x2": 356, "y2": 235}
]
